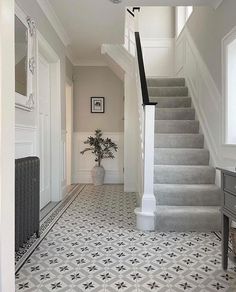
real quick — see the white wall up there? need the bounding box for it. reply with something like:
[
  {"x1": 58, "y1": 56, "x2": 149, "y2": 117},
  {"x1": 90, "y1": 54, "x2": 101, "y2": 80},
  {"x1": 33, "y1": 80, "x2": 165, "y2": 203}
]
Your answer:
[
  {"x1": 138, "y1": 7, "x2": 175, "y2": 77},
  {"x1": 139, "y1": 6, "x2": 175, "y2": 39},
  {"x1": 0, "y1": 0, "x2": 15, "y2": 291},
  {"x1": 72, "y1": 66, "x2": 124, "y2": 184}
]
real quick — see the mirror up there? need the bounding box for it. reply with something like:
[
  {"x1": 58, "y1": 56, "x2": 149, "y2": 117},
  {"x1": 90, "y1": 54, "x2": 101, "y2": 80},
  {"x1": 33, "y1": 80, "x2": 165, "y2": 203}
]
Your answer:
[{"x1": 15, "y1": 16, "x2": 28, "y2": 96}]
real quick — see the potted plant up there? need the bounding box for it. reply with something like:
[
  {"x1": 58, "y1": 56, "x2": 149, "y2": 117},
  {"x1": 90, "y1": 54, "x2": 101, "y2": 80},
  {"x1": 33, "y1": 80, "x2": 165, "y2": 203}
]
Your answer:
[{"x1": 80, "y1": 129, "x2": 118, "y2": 186}]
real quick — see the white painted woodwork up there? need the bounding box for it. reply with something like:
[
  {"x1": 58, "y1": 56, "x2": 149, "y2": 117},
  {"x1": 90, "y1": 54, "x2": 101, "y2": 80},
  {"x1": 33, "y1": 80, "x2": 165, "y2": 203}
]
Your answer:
[
  {"x1": 222, "y1": 26, "x2": 236, "y2": 145},
  {"x1": 175, "y1": 27, "x2": 236, "y2": 176},
  {"x1": 73, "y1": 132, "x2": 124, "y2": 184},
  {"x1": 0, "y1": 0, "x2": 15, "y2": 290},
  {"x1": 38, "y1": 54, "x2": 51, "y2": 209},
  {"x1": 133, "y1": 44, "x2": 156, "y2": 231},
  {"x1": 15, "y1": 124, "x2": 37, "y2": 158},
  {"x1": 61, "y1": 130, "x2": 67, "y2": 196},
  {"x1": 142, "y1": 105, "x2": 156, "y2": 213},
  {"x1": 66, "y1": 82, "x2": 73, "y2": 186},
  {"x1": 36, "y1": 31, "x2": 62, "y2": 203}
]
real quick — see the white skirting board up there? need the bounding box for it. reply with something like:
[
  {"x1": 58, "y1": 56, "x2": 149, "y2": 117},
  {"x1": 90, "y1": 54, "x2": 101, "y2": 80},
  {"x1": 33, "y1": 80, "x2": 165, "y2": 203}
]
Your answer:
[{"x1": 72, "y1": 132, "x2": 124, "y2": 184}]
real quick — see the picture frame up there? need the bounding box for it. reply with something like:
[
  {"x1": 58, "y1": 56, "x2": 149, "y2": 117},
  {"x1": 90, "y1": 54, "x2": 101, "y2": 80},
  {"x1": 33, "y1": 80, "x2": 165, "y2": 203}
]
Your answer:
[{"x1": 91, "y1": 97, "x2": 105, "y2": 113}]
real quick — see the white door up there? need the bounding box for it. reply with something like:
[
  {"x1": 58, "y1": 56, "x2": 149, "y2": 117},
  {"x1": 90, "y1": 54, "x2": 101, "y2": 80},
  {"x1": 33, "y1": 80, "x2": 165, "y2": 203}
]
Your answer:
[
  {"x1": 66, "y1": 82, "x2": 73, "y2": 186},
  {"x1": 38, "y1": 54, "x2": 51, "y2": 209}
]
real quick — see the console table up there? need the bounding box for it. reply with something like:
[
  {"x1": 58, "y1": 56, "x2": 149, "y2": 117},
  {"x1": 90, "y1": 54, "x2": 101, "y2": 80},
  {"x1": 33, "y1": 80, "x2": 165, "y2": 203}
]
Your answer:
[{"x1": 217, "y1": 167, "x2": 236, "y2": 270}]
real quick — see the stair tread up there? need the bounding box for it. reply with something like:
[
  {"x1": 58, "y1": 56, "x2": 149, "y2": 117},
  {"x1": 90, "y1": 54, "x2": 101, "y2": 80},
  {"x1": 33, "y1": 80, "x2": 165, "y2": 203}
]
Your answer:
[
  {"x1": 155, "y1": 134, "x2": 204, "y2": 149},
  {"x1": 149, "y1": 86, "x2": 188, "y2": 89},
  {"x1": 156, "y1": 107, "x2": 194, "y2": 110},
  {"x1": 155, "y1": 147, "x2": 208, "y2": 150},
  {"x1": 156, "y1": 205, "x2": 221, "y2": 210},
  {"x1": 155, "y1": 165, "x2": 215, "y2": 169},
  {"x1": 154, "y1": 165, "x2": 216, "y2": 184},
  {"x1": 155, "y1": 120, "x2": 199, "y2": 134},
  {"x1": 147, "y1": 78, "x2": 185, "y2": 87},
  {"x1": 151, "y1": 96, "x2": 191, "y2": 98},
  {"x1": 151, "y1": 97, "x2": 192, "y2": 108},
  {"x1": 154, "y1": 148, "x2": 209, "y2": 166},
  {"x1": 154, "y1": 183, "x2": 219, "y2": 189}
]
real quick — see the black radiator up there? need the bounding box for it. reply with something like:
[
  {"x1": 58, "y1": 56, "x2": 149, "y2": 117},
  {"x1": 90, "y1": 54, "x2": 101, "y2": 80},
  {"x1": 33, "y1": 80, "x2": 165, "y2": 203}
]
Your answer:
[{"x1": 15, "y1": 157, "x2": 40, "y2": 252}]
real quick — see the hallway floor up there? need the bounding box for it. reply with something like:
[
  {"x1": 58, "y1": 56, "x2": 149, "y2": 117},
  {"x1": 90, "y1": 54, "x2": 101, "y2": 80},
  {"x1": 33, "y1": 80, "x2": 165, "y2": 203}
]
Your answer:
[{"x1": 16, "y1": 185, "x2": 236, "y2": 291}]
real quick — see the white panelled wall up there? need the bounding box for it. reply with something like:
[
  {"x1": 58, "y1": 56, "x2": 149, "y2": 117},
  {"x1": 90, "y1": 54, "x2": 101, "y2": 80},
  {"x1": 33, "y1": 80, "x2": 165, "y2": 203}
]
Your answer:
[
  {"x1": 175, "y1": 27, "x2": 236, "y2": 186},
  {"x1": 72, "y1": 132, "x2": 124, "y2": 184},
  {"x1": 15, "y1": 124, "x2": 37, "y2": 158},
  {"x1": 142, "y1": 38, "x2": 175, "y2": 77}
]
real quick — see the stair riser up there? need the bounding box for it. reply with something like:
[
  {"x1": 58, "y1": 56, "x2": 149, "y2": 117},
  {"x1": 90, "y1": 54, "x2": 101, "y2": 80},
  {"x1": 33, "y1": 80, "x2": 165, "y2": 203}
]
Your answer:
[
  {"x1": 155, "y1": 208, "x2": 221, "y2": 231},
  {"x1": 151, "y1": 97, "x2": 191, "y2": 108},
  {"x1": 154, "y1": 166, "x2": 216, "y2": 184},
  {"x1": 155, "y1": 121, "x2": 199, "y2": 134},
  {"x1": 156, "y1": 108, "x2": 195, "y2": 120},
  {"x1": 154, "y1": 149, "x2": 209, "y2": 165},
  {"x1": 154, "y1": 186, "x2": 221, "y2": 206},
  {"x1": 149, "y1": 87, "x2": 188, "y2": 97},
  {"x1": 155, "y1": 134, "x2": 204, "y2": 148},
  {"x1": 147, "y1": 78, "x2": 185, "y2": 87}
]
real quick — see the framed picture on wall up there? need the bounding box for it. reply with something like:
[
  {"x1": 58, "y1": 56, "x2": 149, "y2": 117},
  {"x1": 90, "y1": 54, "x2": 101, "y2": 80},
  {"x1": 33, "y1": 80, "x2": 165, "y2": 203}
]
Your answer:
[{"x1": 91, "y1": 97, "x2": 105, "y2": 113}]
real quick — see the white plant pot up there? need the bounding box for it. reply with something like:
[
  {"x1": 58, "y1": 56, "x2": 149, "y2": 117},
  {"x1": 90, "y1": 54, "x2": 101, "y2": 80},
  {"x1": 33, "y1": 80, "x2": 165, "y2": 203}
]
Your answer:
[{"x1": 91, "y1": 165, "x2": 105, "y2": 186}]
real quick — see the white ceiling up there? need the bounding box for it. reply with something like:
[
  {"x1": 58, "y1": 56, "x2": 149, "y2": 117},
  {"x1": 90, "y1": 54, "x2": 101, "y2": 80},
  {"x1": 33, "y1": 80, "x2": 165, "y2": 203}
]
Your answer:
[{"x1": 39, "y1": 0, "x2": 223, "y2": 65}]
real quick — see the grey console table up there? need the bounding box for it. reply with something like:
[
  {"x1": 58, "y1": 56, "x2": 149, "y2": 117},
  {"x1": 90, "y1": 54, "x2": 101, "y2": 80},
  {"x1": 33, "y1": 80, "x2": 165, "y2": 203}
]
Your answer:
[{"x1": 217, "y1": 167, "x2": 236, "y2": 270}]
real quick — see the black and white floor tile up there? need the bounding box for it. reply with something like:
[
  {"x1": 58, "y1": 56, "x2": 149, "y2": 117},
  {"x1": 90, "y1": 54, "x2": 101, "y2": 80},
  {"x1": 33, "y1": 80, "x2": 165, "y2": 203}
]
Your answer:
[
  {"x1": 16, "y1": 185, "x2": 236, "y2": 291},
  {"x1": 15, "y1": 184, "x2": 84, "y2": 272}
]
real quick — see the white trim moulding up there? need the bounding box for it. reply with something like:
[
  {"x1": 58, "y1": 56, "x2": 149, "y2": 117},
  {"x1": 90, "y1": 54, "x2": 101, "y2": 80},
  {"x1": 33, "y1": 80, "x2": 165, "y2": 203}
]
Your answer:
[{"x1": 36, "y1": 0, "x2": 71, "y2": 47}]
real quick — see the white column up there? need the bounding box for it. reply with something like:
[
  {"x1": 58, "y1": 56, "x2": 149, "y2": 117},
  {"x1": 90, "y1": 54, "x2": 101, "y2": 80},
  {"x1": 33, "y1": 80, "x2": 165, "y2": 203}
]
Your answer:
[
  {"x1": 135, "y1": 105, "x2": 156, "y2": 231},
  {"x1": 0, "y1": 0, "x2": 15, "y2": 291}
]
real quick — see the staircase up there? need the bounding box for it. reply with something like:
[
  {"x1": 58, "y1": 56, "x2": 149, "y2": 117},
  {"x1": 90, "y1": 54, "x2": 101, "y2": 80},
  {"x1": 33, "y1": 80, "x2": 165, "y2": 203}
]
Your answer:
[{"x1": 148, "y1": 77, "x2": 221, "y2": 231}]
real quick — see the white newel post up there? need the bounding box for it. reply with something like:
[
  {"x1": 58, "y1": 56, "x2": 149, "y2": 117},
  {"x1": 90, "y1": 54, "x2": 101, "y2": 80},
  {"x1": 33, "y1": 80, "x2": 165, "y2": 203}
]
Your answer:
[{"x1": 135, "y1": 105, "x2": 156, "y2": 231}]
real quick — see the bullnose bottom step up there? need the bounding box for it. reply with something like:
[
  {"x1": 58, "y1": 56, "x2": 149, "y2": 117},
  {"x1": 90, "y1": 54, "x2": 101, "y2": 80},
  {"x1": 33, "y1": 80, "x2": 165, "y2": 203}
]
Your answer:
[{"x1": 155, "y1": 206, "x2": 221, "y2": 231}]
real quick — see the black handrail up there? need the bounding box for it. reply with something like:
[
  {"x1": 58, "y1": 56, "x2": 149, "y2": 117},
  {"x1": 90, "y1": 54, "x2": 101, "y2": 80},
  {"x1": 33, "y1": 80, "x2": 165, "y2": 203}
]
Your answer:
[
  {"x1": 127, "y1": 8, "x2": 135, "y2": 17},
  {"x1": 135, "y1": 32, "x2": 157, "y2": 106}
]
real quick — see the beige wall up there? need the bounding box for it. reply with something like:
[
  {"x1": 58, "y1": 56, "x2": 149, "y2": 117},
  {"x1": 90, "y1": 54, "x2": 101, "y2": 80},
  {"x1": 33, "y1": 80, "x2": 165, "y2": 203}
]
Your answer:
[
  {"x1": 139, "y1": 6, "x2": 175, "y2": 39},
  {"x1": 187, "y1": 0, "x2": 236, "y2": 92},
  {"x1": 73, "y1": 66, "x2": 124, "y2": 132}
]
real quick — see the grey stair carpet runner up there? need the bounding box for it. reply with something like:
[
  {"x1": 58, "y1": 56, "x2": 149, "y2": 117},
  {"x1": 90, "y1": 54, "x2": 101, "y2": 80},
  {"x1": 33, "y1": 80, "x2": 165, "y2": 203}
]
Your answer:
[{"x1": 148, "y1": 77, "x2": 221, "y2": 231}]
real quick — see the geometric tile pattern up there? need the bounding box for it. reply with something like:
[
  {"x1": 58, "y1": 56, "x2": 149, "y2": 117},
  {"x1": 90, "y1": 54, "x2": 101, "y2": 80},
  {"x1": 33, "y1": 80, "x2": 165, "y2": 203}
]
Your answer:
[
  {"x1": 16, "y1": 185, "x2": 236, "y2": 291},
  {"x1": 15, "y1": 184, "x2": 84, "y2": 271}
]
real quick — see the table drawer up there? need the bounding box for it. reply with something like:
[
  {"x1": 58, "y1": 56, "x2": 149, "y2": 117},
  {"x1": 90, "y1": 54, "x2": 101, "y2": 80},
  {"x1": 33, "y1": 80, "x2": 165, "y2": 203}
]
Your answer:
[
  {"x1": 224, "y1": 192, "x2": 236, "y2": 214},
  {"x1": 224, "y1": 174, "x2": 236, "y2": 195}
]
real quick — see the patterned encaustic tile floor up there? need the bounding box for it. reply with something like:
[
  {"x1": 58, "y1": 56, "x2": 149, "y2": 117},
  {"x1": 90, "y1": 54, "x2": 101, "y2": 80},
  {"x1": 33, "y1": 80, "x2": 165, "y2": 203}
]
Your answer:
[{"x1": 16, "y1": 185, "x2": 236, "y2": 291}]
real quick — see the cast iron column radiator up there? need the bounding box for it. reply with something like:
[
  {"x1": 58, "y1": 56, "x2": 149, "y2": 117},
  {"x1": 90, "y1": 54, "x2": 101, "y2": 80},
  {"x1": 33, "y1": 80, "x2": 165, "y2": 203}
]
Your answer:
[{"x1": 15, "y1": 157, "x2": 40, "y2": 252}]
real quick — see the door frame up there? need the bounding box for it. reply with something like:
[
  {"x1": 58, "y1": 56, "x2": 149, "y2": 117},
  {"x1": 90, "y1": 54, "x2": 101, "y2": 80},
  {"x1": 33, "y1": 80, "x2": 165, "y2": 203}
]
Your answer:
[
  {"x1": 0, "y1": 0, "x2": 15, "y2": 291},
  {"x1": 36, "y1": 32, "x2": 62, "y2": 203},
  {"x1": 66, "y1": 78, "x2": 73, "y2": 186}
]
